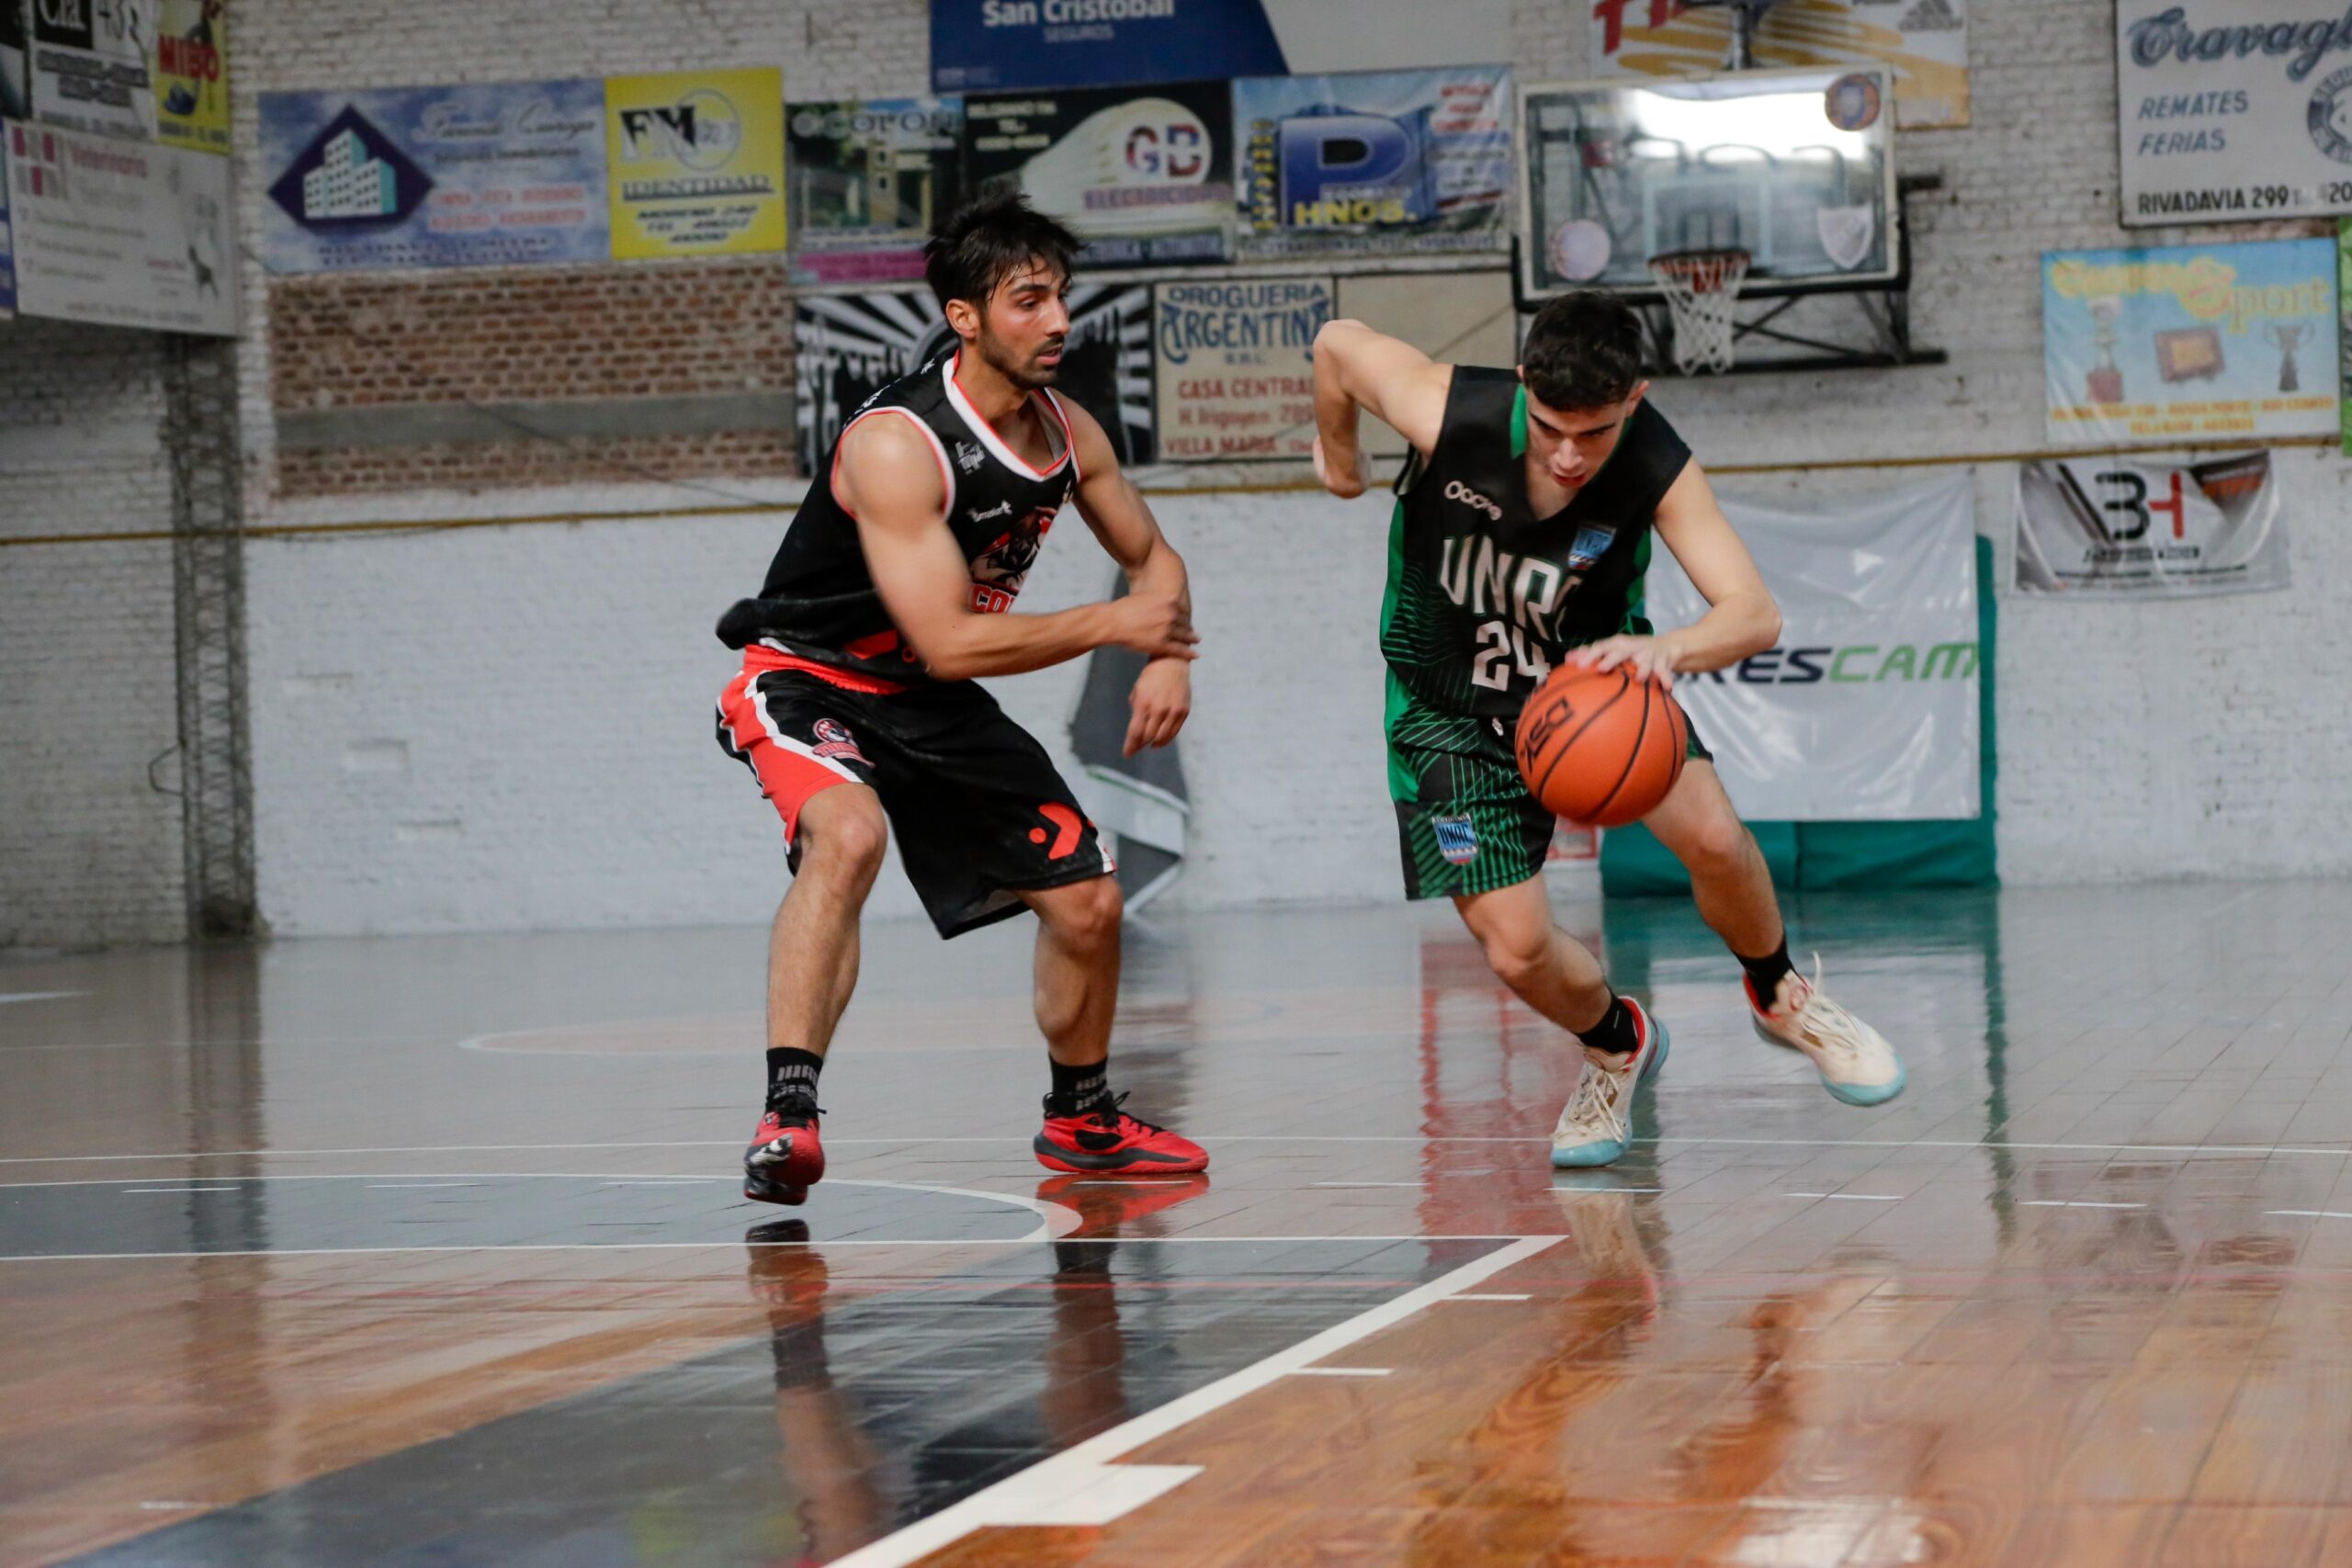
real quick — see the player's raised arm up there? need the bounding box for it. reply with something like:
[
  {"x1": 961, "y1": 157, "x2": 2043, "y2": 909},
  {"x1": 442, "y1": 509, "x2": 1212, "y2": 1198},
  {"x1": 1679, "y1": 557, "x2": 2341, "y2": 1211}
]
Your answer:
[
  {"x1": 1310, "y1": 318, "x2": 1453, "y2": 498},
  {"x1": 840, "y1": 412, "x2": 1196, "y2": 683},
  {"x1": 1065, "y1": 399, "x2": 1193, "y2": 755}
]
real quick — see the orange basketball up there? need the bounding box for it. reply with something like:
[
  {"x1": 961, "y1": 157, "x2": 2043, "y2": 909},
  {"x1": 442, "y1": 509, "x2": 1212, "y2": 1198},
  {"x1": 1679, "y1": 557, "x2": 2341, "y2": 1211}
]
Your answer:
[{"x1": 1513, "y1": 664, "x2": 1690, "y2": 828}]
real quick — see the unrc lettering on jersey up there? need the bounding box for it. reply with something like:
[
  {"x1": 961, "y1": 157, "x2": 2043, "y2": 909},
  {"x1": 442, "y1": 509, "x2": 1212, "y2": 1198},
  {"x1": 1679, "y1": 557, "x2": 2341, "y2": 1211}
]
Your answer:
[{"x1": 1439, "y1": 535, "x2": 1570, "y2": 640}]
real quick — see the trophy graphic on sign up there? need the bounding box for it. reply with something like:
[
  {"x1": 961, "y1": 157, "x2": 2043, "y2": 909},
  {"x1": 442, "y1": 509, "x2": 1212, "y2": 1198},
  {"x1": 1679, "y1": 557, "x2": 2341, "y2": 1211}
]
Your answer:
[
  {"x1": 2264, "y1": 321, "x2": 2309, "y2": 394},
  {"x1": 2086, "y1": 297, "x2": 2124, "y2": 404}
]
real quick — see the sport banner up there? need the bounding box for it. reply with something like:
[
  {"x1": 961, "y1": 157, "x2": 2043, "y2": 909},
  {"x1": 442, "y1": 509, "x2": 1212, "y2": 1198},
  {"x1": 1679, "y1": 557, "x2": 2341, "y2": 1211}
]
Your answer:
[
  {"x1": 786, "y1": 96, "x2": 966, "y2": 287},
  {"x1": 2016, "y1": 451, "x2": 2289, "y2": 598},
  {"x1": 963, "y1": 80, "x2": 1231, "y2": 267},
  {"x1": 151, "y1": 0, "x2": 228, "y2": 155},
  {"x1": 260, "y1": 79, "x2": 607, "y2": 273},
  {"x1": 793, "y1": 284, "x2": 1155, "y2": 476},
  {"x1": 606, "y1": 68, "x2": 786, "y2": 258},
  {"x1": 1591, "y1": 0, "x2": 1970, "y2": 130},
  {"x1": 2117, "y1": 0, "x2": 2352, "y2": 227},
  {"x1": 1233, "y1": 67, "x2": 1510, "y2": 260},
  {"x1": 932, "y1": 0, "x2": 1511, "y2": 94},
  {"x1": 1645, "y1": 473, "x2": 1980, "y2": 821},
  {"x1": 1151, "y1": 276, "x2": 1329, "y2": 461},
  {"x1": 2043, "y1": 239, "x2": 2337, "y2": 446},
  {"x1": 4, "y1": 118, "x2": 235, "y2": 334}
]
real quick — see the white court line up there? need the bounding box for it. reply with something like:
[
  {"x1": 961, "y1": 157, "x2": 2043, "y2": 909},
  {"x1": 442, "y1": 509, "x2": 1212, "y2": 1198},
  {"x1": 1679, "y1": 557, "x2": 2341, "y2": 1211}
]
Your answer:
[
  {"x1": 2019, "y1": 1200, "x2": 2144, "y2": 1209},
  {"x1": 824, "y1": 1235, "x2": 1559, "y2": 1568},
  {"x1": 1290, "y1": 1366, "x2": 1390, "y2": 1377},
  {"x1": 2269, "y1": 1210, "x2": 2352, "y2": 1220},
  {"x1": 366, "y1": 1183, "x2": 481, "y2": 1190},
  {"x1": 121, "y1": 1187, "x2": 243, "y2": 1195},
  {"x1": 1443, "y1": 1293, "x2": 1532, "y2": 1303},
  {"x1": 1314, "y1": 1181, "x2": 1424, "y2": 1189},
  {"x1": 0, "y1": 991, "x2": 89, "y2": 1005},
  {"x1": 8, "y1": 1134, "x2": 2351, "y2": 1167},
  {"x1": 1785, "y1": 1192, "x2": 1904, "y2": 1201}
]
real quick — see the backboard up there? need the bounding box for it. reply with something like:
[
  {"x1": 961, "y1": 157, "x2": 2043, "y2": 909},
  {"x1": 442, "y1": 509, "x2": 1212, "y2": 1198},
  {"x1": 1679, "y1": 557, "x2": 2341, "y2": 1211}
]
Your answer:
[{"x1": 1518, "y1": 66, "x2": 1899, "y2": 299}]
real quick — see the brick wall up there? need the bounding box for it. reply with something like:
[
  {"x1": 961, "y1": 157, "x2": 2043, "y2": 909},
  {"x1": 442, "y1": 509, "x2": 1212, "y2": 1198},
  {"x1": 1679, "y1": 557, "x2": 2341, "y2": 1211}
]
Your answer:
[{"x1": 0, "y1": 318, "x2": 187, "y2": 948}]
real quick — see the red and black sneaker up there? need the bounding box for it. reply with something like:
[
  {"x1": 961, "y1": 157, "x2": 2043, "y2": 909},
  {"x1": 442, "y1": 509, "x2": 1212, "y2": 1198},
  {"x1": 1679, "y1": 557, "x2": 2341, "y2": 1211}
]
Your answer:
[
  {"x1": 743, "y1": 1090, "x2": 825, "y2": 1205},
  {"x1": 1034, "y1": 1092, "x2": 1208, "y2": 1175}
]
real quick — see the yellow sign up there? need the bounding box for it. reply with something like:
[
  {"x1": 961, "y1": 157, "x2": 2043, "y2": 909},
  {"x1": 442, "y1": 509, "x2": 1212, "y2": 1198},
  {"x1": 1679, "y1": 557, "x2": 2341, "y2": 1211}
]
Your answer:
[
  {"x1": 605, "y1": 68, "x2": 786, "y2": 259},
  {"x1": 153, "y1": 0, "x2": 232, "y2": 155}
]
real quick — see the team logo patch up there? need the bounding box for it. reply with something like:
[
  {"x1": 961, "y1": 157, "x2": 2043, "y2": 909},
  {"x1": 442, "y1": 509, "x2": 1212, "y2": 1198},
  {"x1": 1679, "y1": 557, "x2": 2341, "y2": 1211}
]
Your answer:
[
  {"x1": 954, "y1": 440, "x2": 987, "y2": 474},
  {"x1": 809, "y1": 718, "x2": 869, "y2": 766},
  {"x1": 1567, "y1": 526, "x2": 1616, "y2": 572},
  {"x1": 1432, "y1": 814, "x2": 1479, "y2": 865}
]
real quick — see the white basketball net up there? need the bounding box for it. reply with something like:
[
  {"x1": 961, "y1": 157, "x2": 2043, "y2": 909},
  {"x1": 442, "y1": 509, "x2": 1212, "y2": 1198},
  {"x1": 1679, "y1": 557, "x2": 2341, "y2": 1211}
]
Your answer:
[{"x1": 1649, "y1": 249, "x2": 1750, "y2": 375}]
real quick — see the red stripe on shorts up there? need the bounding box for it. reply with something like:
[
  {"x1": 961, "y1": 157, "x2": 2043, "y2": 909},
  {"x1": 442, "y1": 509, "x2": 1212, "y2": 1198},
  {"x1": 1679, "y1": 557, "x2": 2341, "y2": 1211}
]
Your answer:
[{"x1": 719, "y1": 671, "x2": 860, "y2": 847}]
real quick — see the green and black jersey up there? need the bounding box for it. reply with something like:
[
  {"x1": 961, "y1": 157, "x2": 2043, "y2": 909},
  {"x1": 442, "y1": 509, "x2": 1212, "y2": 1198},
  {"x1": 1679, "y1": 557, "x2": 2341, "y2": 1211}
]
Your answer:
[{"x1": 1381, "y1": 366, "x2": 1695, "y2": 898}]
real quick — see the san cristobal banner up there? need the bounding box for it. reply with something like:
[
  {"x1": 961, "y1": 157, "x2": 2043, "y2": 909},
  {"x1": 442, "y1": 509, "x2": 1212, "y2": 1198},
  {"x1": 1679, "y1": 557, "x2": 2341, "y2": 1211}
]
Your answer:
[
  {"x1": 2016, "y1": 450, "x2": 2290, "y2": 598},
  {"x1": 1644, "y1": 473, "x2": 1980, "y2": 821},
  {"x1": 606, "y1": 67, "x2": 785, "y2": 258}
]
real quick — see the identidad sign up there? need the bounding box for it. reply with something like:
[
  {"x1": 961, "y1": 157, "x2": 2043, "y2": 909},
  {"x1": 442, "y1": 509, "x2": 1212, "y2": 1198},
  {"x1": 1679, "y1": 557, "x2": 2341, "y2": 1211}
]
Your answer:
[
  {"x1": 1152, "y1": 276, "x2": 1330, "y2": 460},
  {"x1": 2117, "y1": 0, "x2": 2352, "y2": 225}
]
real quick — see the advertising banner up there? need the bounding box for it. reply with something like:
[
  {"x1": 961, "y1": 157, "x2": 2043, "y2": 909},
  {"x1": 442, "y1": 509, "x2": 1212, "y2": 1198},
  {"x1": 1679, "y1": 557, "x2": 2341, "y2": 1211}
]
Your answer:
[
  {"x1": 606, "y1": 67, "x2": 785, "y2": 259},
  {"x1": 963, "y1": 80, "x2": 1231, "y2": 266},
  {"x1": 5, "y1": 118, "x2": 234, "y2": 333},
  {"x1": 2341, "y1": 217, "x2": 2352, "y2": 456},
  {"x1": 1, "y1": 1, "x2": 29, "y2": 122},
  {"x1": 1645, "y1": 473, "x2": 1980, "y2": 821},
  {"x1": 786, "y1": 96, "x2": 965, "y2": 288},
  {"x1": 932, "y1": 0, "x2": 1511, "y2": 95},
  {"x1": 1233, "y1": 67, "x2": 1510, "y2": 260},
  {"x1": 29, "y1": 0, "x2": 156, "y2": 140},
  {"x1": 794, "y1": 283, "x2": 1155, "y2": 476},
  {"x1": 151, "y1": 0, "x2": 227, "y2": 154},
  {"x1": 2017, "y1": 451, "x2": 2289, "y2": 598},
  {"x1": 1152, "y1": 276, "x2": 1329, "y2": 461},
  {"x1": 2044, "y1": 239, "x2": 2336, "y2": 446},
  {"x1": 260, "y1": 79, "x2": 607, "y2": 273},
  {"x1": 1591, "y1": 0, "x2": 1970, "y2": 130},
  {"x1": 2116, "y1": 0, "x2": 2352, "y2": 226},
  {"x1": 0, "y1": 132, "x2": 15, "y2": 318}
]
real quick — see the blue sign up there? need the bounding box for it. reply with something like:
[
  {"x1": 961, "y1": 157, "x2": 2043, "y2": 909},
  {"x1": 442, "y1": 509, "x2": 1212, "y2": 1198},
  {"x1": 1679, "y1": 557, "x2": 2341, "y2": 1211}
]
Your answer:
[
  {"x1": 1234, "y1": 69, "x2": 1511, "y2": 260},
  {"x1": 933, "y1": 0, "x2": 1284, "y2": 92},
  {"x1": 259, "y1": 80, "x2": 609, "y2": 273}
]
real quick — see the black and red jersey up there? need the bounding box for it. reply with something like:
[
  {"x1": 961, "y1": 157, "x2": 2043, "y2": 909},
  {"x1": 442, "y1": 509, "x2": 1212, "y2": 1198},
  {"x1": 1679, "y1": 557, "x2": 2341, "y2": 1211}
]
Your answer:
[{"x1": 718, "y1": 352, "x2": 1082, "y2": 690}]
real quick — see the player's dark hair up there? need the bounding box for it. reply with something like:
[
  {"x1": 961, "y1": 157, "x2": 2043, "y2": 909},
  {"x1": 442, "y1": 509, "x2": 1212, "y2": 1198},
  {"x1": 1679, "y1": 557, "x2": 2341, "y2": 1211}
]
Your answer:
[
  {"x1": 1519, "y1": 292, "x2": 1648, "y2": 412},
  {"x1": 923, "y1": 194, "x2": 1080, "y2": 316}
]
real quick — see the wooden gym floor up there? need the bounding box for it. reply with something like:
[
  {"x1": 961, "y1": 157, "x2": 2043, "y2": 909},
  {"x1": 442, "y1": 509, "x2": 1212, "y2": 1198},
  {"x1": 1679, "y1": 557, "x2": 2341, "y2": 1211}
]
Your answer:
[{"x1": 5, "y1": 880, "x2": 2352, "y2": 1566}]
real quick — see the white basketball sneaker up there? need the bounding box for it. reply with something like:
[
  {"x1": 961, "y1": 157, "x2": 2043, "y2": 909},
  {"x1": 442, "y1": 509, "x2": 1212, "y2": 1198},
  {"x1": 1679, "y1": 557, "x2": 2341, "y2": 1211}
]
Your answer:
[
  {"x1": 1551, "y1": 998, "x2": 1669, "y2": 1168},
  {"x1": 1748, "y1": 957, "x2": 1905, "y2": 1107}
]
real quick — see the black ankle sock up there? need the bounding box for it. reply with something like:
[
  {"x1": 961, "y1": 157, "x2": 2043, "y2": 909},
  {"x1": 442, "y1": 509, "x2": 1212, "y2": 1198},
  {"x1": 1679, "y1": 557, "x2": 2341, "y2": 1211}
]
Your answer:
[
  {"x1": 1736, "y1": 938, "x2": 1796, "y2": 1002},
  {"x1": 1575, "y1": 996, "x2": 1641, "y2": 1057},
  {"x1": 765, "y1": 1047, "x2": 824, "y2": 1105},
  {"x1": 1047, "y1": 1059, "x2": 1110, "y2": 1114}
]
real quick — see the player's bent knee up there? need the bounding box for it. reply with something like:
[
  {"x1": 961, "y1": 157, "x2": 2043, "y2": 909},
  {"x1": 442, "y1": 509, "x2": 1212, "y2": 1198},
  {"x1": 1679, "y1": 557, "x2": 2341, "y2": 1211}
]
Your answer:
[
  {"x1": 797, "y1": 790, "x2": 888, "y2": 883},
  {"x1": 1037, "y1": 875, "x2": 1123, "y2": 950},
  {"x1": 1682, "y1": 814, "x2": 1754, "y2": 875}
]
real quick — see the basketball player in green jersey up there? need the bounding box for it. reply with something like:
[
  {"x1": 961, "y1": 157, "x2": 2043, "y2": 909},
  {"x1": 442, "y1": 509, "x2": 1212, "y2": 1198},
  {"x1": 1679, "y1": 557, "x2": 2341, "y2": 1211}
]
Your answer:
[{"x1": 1310, "y1": 292, "x2": 1905, "y2": 1168}]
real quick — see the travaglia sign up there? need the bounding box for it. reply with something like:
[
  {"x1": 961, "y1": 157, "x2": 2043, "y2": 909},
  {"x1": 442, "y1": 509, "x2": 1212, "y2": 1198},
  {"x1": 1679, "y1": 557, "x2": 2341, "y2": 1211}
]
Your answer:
[{"x1": 2118, "y1": 2, "x2": 2352, "y2": 223}]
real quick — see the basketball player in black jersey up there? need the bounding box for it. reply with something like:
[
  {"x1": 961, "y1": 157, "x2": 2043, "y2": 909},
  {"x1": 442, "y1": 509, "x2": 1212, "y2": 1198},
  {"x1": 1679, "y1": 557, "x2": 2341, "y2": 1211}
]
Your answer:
[
  {"x1": 1311, "y1": 293, "x2": 1905, "y2": 1169},
  {"x1": 716, "y1": 196, "x2": 1208, "y2": 1202}
]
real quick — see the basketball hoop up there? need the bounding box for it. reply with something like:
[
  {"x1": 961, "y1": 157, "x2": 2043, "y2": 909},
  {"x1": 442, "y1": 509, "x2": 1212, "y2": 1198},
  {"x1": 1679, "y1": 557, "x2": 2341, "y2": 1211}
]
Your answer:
[{"x1": 1649, "y1": 247, "x2": 1750, "y2": 375}]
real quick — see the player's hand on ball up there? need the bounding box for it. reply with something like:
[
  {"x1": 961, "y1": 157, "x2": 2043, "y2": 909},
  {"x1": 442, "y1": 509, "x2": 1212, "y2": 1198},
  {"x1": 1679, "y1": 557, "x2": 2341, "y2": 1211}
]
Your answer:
[
  {"x1": 1573, "y1": 635, "x2": 1679, "y2": 684},
  {"x1": 1125, "y1": 658, "x2": 1192, "y2": 755},
  {"x1": 1109, "y1": 593, "x2": 1199, "y2": 661},
  {"x1": 1312, "y1": 435, "x2": 1370, "y2": 500}
]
